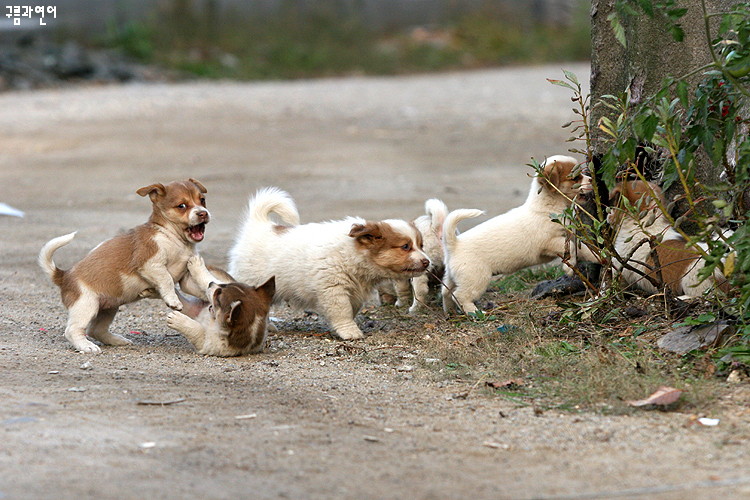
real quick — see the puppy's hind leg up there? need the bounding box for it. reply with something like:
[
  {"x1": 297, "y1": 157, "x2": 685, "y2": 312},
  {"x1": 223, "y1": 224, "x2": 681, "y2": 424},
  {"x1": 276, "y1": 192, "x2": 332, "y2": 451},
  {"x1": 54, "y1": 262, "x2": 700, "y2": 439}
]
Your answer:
[
  {"x1": 64, "y1": 294, "x2": 103, "y2": 353},
  {"x1": 441, "y1": 272, "x2": 460, "y2": 314},
  {"x1": 87, "y1": 308, "x2": 131, "y2": 346}
]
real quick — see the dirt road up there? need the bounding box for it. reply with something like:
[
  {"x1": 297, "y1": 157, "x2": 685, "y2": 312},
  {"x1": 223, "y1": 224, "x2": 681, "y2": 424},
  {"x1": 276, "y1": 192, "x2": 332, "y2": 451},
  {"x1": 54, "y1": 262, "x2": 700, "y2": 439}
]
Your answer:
[{"x1": 2, "y1": 64, "x2": 750, "y2": 499}]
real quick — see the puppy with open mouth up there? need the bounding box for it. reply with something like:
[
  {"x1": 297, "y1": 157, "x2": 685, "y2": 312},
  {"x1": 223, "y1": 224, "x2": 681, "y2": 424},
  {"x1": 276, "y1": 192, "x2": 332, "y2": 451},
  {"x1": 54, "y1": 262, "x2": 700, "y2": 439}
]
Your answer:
[
  {"x1": 228, "y1": 187, "x2": 430, "y2": 340},
  {"x1": 39, "y1": 178, "x2": 210, "y2": 353}
]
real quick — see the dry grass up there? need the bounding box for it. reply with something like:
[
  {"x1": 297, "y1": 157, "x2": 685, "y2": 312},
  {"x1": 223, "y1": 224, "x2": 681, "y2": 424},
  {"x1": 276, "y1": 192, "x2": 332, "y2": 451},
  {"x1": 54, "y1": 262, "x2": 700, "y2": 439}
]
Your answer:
[{"x1": 353, "y1": 267, "x2": 727, "y2": 414}]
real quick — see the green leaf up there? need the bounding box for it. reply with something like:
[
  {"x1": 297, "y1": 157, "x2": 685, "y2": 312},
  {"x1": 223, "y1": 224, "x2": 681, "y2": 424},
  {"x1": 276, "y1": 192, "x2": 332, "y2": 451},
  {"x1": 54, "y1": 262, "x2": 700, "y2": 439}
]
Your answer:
[
  {"x1": 562, "y1": 69, "x2": 579, "y2": 86},
  {"x1": 547, "y1": 78, "x2": 575, "y2": 91},
  {"x1": 676, "y1": 80, "x2": 689, "y2": 107},
  {"x1": 607, "y1": 12, "x2": 627, "y2": 48}
]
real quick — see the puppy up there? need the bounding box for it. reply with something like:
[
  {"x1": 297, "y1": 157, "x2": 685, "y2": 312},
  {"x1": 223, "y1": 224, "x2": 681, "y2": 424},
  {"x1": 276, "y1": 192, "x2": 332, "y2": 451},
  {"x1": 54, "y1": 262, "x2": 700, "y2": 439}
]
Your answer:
[
  {"x1": 441, "y1": 155, "x2": 598, "y2": 314},
  {"x1": 165, "y1": 256, "x2": 275, "y2": 356},
  {"x1": 390, "y1": 198, "x2": 451, "y2": 314},
  {"x1": 609, "y1": 179, "x2": 730, "y2": 297},
  {"x1": 38, "y1": 179, "x2": 210, "y2": 353},
  {"x1": 228, "y1": 187, "x2": 430, "y2": 340}
]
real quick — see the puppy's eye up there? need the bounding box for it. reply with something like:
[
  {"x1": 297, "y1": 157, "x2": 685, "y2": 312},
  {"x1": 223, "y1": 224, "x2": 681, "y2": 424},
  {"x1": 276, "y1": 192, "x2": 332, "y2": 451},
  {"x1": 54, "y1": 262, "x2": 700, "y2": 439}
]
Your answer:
[
  {"x1": 177, "y1": 203, "x2": 187, "y2": 210},
  {"x1": 401, "y1": 243, "x2": 411, "y2": 251},
  {"x1": 200, "y1": 197, "x2": 206, "y2": 206}
]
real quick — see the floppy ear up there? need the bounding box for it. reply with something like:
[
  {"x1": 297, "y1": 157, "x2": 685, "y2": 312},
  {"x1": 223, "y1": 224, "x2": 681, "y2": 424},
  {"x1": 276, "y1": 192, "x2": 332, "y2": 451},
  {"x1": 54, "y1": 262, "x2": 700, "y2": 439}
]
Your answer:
[
  {"x1": 188, "y1": 178, "x2": 207, "y2": 194},
  {"x1": 136, "y1": 183, "x2": 166, "y2": 201},
  {"x1": 538, "y1": 162, "x2": 561, "y2": 191},
  {"x1": 256, "y1": 276, "x2": 276, "y2": 302},
  {"x1": 349, "y1": 222, "x2": 382, "y2": 246}
]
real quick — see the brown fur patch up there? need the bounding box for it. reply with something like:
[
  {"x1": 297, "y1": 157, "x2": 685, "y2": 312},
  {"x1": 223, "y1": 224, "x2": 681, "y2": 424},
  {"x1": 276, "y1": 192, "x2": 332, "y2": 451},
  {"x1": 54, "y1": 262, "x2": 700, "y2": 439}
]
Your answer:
[
  {"x1": 60, "y1": 225, "x2": 159, "y2": 309},
  {"x1": 273, "y1": 224, "x2": 292, "y2": 235},
  {"x1": 350, "y1": 222, "x2": 428, "y2": 274},
  {"x1": 539, "y1": 157, "x2": 587, "y2": 200},
  {"x1": 645, "y1": 238, "x2": 699, "y2": 295}
]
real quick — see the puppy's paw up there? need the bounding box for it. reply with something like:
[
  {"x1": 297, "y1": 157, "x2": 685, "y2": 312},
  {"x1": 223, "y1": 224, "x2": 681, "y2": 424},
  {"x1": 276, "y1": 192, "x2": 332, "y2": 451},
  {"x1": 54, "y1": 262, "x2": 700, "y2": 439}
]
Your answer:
[
  {"x1": 74, "y1": 339, "x2": 102, "y2": 354},
  {"x1": 167, "y1": 311, "x2": 191, "y2": 331},
  {"x1": 335, "y1": 326, "x2": 365, "y2": 340},
  {"x1": 165, "y1": 296, "x2": 183, "y2": 311},
  {"x1": 407, "y1": 304, "x2": 422, "y2": 315}
]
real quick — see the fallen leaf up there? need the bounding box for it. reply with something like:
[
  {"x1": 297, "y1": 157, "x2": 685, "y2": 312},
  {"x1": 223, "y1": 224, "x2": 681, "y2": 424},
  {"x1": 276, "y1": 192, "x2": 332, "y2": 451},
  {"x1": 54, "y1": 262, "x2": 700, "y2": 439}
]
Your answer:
[
  {"x1": 486, "y1": 379, "x2": 525, "y2": 390},
  {"x1": 627, "y1": 386, "x2": 683, "y2": 408}
]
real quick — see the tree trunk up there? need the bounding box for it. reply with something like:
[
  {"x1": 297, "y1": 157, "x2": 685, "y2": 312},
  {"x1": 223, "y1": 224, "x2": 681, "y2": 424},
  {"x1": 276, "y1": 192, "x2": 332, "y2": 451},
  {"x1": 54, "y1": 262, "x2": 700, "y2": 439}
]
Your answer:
[{"x1": 590, "y1": 0, "x2": 736, "y2": 185}]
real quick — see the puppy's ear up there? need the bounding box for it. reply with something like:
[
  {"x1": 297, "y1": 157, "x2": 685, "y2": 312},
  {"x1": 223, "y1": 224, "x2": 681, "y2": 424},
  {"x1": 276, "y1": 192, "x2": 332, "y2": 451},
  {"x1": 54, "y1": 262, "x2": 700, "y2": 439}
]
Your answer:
[
  {"x1": 188, "y1": 178, "x2": 207, "y2": 194},
  {"x1": 256, "y1": 276, "x2": 275, "y2": 302},
  {"x1": 136, "y1": 183, "x2": 167, "y2": 201},
  {"x1": 349, "y1": 222, "x2": 382, "y2": 247},
  {"x1": 538, "y1": 162, "x2": 561, "y2": 190},
  {"x1": 226, "y1": 300, "x2": 242, "y2": 327}
]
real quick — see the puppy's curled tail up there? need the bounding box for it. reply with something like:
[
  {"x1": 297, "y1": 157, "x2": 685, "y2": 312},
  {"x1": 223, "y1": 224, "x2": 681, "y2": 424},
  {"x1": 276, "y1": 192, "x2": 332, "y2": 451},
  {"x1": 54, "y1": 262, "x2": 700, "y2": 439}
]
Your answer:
[
  {"x1": 38, "y1": 232, "x2": 76, "y2": 287},
  {"x1": 442, "y1": 209, "x2": 483, "y2": 254},
  {"x1": 246, "y1": 187, "x2": 301, "y2": 226},
  {"x1": 424, "y1": 198, "x2": 449, "y2": 237}
]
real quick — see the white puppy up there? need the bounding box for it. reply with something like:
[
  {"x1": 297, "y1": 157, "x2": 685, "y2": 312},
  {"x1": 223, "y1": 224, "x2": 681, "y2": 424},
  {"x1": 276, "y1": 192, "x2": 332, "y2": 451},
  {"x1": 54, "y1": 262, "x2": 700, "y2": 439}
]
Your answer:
[
  {"x1": 228, "y1": 187, "x2": 430, "y2": 340},
  {"x1": 609, "y1": 179, "x2": 730, "y2": 297},
  {"x1": 389, "y1": 198, "x2": 451, "y2": 314},
  {"x1": 441, "y1": 155, "x2": 598, "y2": 314}
]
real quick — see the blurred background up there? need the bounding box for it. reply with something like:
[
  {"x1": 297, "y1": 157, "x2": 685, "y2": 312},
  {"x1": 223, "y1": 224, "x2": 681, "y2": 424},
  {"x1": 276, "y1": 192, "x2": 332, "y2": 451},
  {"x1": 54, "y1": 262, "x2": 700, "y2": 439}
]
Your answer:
[{"x1": 0, "y1": 0, "x2": 590, "y2": 90}]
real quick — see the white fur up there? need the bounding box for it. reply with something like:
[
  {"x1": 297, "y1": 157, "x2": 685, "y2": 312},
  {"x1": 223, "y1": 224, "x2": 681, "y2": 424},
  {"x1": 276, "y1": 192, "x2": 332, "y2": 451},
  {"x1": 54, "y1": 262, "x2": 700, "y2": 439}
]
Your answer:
[
  {"x1": 441, "y1": 155, "x2": 598, "y2": 314},
  {"x1": 228, "y1": 187, "x2": 429, "y2": 340}
]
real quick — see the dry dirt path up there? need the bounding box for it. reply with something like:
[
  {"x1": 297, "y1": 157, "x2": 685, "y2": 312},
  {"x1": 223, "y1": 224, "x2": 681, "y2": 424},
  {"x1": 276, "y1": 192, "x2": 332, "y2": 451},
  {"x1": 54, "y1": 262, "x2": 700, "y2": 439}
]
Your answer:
[{"x1": 2, "y1": 64, "x2": 750, "y2": 499}]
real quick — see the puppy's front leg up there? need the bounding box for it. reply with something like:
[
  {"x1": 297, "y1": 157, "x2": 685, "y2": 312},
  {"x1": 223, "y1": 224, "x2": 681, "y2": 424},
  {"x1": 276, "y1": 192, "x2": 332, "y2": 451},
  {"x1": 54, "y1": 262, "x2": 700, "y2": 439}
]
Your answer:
[
  {"x1": 322, "y1": 289, "x2": 364, "y2": 340},
  {"x1": 167, "y1": 311, "x2": 206, "y2": 350},
  {"x1": 141, "y1": 262, "x2": 182, "y2": 310}
]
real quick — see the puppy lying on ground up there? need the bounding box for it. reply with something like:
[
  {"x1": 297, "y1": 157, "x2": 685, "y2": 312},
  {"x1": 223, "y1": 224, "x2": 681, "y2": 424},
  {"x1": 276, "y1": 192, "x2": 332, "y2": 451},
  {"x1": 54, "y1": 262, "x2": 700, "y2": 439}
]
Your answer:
[
  {"x1": 441, "y1": 155, "x2": 598, "y2": 314},
  {"x1": 39, "y1": 179, "x2": 210, "y2": 353},
  {"x1": 228, "y1": 187, "x2": 430, "y2": 340},
  {"x1": 609, "y1": 179, "x2": 730, "y2": 297},
  {"x1": 389, "y1": 198, "x2": 451, "y2": 314},
  {"x1": 165, "y1": 256, "x2": 275, "y2": 356}
]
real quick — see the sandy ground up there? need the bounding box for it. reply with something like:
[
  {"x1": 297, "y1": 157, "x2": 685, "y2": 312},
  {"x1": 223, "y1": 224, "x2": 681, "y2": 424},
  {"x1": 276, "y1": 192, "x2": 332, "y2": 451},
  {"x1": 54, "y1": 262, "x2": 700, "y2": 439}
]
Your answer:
[{"x1": 2, "y1": 63, "x2": 750, "y2": 499}]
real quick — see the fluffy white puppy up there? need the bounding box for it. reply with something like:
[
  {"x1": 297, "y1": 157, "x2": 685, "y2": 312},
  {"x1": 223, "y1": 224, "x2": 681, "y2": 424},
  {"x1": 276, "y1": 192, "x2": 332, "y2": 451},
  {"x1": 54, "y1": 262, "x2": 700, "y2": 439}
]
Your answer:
[
  {"x1": 228, "y1": 187, "x2": 430, "y2": 340},
  {"x1": 441, "y1": 155, "x2": 598, "y2": 314}
]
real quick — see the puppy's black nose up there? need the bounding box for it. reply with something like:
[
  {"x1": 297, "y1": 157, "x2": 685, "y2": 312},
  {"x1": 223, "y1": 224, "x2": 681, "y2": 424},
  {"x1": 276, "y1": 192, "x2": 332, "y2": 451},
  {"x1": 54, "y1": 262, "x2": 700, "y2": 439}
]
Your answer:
[
  {"x1": 420, "y1": 258, "x2": 430, "y2": 269},
  {"x1": 196, "y1": 210, "x2": 209, "y2": 221}
]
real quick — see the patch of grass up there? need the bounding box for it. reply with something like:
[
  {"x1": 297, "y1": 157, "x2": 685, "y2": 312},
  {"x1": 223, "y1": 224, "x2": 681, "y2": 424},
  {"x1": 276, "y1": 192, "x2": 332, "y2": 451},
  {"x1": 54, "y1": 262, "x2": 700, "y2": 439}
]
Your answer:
[
  {"x1": 369, "y1": 267, "x2": 727, "y2": 414},
  {"x1": 99, "y1": 1, "x2": 590, "y2": 80}
]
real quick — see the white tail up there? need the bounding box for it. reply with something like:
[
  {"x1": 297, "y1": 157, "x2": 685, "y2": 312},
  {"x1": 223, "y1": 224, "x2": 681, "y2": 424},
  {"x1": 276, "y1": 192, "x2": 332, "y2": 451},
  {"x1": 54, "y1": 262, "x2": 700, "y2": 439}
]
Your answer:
[
  {"x1": 38, "y1": 231, "x2": 76, "y2": 283},
  {"x1": 247, "y1": 187, "x2": 300, "y2": 226},
  {"x1": 442, "y1": 209, "x2": 483, "y2": 253},
  {"x1": 424, "y1": 198, "x2": 449, "y2": 235}
]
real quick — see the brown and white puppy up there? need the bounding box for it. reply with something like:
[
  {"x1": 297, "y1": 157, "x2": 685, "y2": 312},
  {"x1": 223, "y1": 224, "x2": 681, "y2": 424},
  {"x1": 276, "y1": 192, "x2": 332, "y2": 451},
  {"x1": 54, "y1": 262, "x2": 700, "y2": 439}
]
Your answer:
[
  {"x1": 609, "y1": 179, "x2": 730, "y2": 297},
  {"x1": 388, "y1": 198, "x2": 451, "y2": 314},
  {"x1": 441, "y1": 155, "x2": 598, "y2": 314},
  {"x1": 38, "y1": 179, "x2": 210, "y2": 353},
  {"x1": 228, "y1": 187, "x2": 430, "y2": 340},
  {"x1": 165, "y1": 256, "x2": 275, "y2": 356}
]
